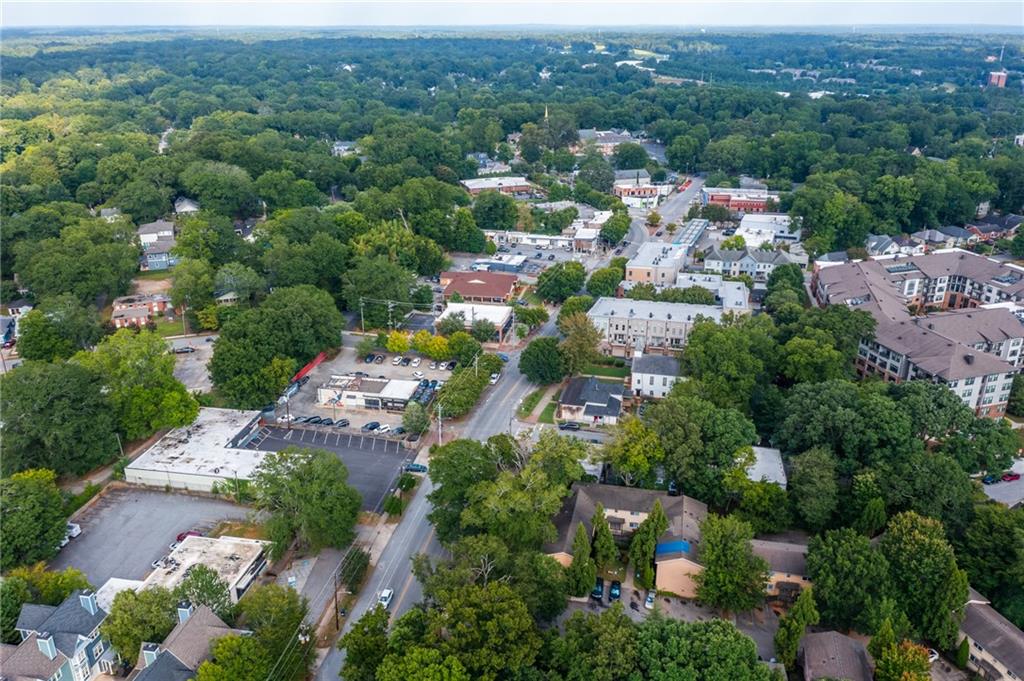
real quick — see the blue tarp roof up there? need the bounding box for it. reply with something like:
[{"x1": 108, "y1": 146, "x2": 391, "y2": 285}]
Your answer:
[{"x1": 655, "y1": 539, "x2": 691, "y2": 556}]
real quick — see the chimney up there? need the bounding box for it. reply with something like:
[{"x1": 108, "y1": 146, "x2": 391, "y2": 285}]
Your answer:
[
  {"x1": 176, "y1": 600, "x2": 194, "y2": 624},
  {"x1": 79, "y1": 589, "x2": 98, "y2": 616},
  {"x1": 37, "y1": 632, "x2": 56, "y2": 660},
  {"x1": 141, "y1": 642, "x2": 161, "y2": 667}
]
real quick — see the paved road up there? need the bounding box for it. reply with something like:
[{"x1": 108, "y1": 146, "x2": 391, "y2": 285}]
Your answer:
[{"x1": 314, "y1": 316, "x2": 559, "y2": 679}]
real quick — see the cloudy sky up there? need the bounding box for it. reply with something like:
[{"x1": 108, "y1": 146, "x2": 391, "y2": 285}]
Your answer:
[{"x1": 3, "y1": 0, "x2": 1021, "y2": 28}]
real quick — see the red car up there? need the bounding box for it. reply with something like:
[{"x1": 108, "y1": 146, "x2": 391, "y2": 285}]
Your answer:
[
  {"x1": 1002, "y1": 472, "x2": 1021, "y2": 482},
  {"x1": 176, "y1": 530, "x2": 203, "y2": 542}
]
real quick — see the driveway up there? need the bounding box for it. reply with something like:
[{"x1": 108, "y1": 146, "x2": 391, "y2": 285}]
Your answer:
[{"x1": 51, "y1": 487, "x2": 252, "y2": 586}]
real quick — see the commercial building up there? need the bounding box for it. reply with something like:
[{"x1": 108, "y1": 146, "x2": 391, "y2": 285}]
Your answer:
[
  {"x1": 440, "y1": 270, "x2": 518, "y2": 304},
  {"x1": 624, "y1": 244, "x2": 686, "y2": 286},
  {"x1": 630, "y1": 354, "x2": 681, "y2": 399},
  {"x1": 143, "y1": 536, "x2": 269, "y2": 604},
  {"x1": 813, "y1": 251, "x2": 1024, "y2": 417},
  {"x1": 703, "y1": 247, "x2": 805, "y2": 282},
  {"x1": 544, "y1": 483, "x2": 707, "y2": 598},
  {"x1": 461, "y1": 176, "x2": 534, "y2": 196},
  {"x1": 735, "y1": 213, "x2": 801, "y2": 247},
  {"x1": 959, "y1": 588, "x2": 1024, "y2": 681},
  {"x1": 435, "y1": 302, "x2": 514, "y2": 342},
  {"x1": 587, "y1": 297, "x2": 724, "y2": 357},
  {"x1": 125, "y1": 408, "x2": 266, "y2": 493},
  {"x1": 700, "y1": 187, "x2": 780, "y2": 213},
  {"x1": 317, "y1": 374, "x2": 420, "y2": 411}
]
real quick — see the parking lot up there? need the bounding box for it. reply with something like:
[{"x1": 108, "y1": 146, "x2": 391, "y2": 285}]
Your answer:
[
  {"x1": 51, "y1": 487, "x2": 251, "y2": 586},
  {"x1": 169, "y1": 335, "x2": 216, "y2": 392},
  {"x1": 250, "y1": 426, "x2": 414, "y2": 512}
]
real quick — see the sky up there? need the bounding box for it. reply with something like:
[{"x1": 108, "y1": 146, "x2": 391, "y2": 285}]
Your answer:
[{"x1": 3, "y1": 0, "x2": 1022, "y2": 29}]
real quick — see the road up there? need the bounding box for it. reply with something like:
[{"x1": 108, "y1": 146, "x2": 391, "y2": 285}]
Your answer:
[{"x1": 314, "y1": 316, "x2": 559, "y2": 680}]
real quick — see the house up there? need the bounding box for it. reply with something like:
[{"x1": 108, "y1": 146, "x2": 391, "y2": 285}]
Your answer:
[
  {"x1": 630, "y1": 353, "x2": 680, "y2": 399},
  {"x1": 969, "y1": 214, "x2": 1023, "y2": 242},
  {"x1": 586, "y1": 297, "x2": 724, "y2": 357},
  {"x1": 558, "y1": 376, "x2": 624, "y2": 425},
  {"x1": 461, "y1": 176, "x2": 535, "y2": 197},
  {"x1": 799, "y1": 631, "x2": 873, "y2": 681},
  {"x1": 958, "y1": 588, "x2": 1024, "y2": 681},
  {"x1": 543, "y1": 482, "x2": 707, "y2": 598},
  {"x1": 439, "y1": 270, "x2": 518, "y2": 304},
  {"x1": 173, "y1": 197, "x2": 200, "y2": 215},
  {"x1": 3, "y1": 589, "x2": 115, "y2": 680},
  {"x1": 751, "y1": 539, "x2": 810, "y2": 599},
  {"x1": 702, "y1": 247, "x2": 804, "y2": 283},
  {"x1": 132, "y1": 603, "x2": 246, "y2": 681}
]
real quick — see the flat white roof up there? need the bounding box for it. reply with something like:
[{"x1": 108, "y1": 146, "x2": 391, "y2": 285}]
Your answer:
[
  {"x1": 747, "y1": 446, "x2": 787, "y2": 488},
  {"x1": 462, "y1": 176, "x2": 531, "y2": 191},
  {"x1": 126, "y1": 408, "x2": 266, "y2": 480},
  {"x1": 438, "y1": 302, "x2": 513, "y2": 327},
  {"x1": 143, "y1": 535, "x2": 269, "y2": 592},
  {"x1": 587, "y1": 297, "x2": 724, "y2": 323}
]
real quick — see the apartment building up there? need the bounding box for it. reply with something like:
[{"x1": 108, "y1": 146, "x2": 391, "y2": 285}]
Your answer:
[{"x1": 587, "y1": 297, "x2": 723, "y2": 357}]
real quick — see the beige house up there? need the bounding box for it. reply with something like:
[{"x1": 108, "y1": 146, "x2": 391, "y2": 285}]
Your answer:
[
  {"x1": 959, "y1": 588, "x2": 1024, "y2": 681},
  {"x1": 543, "y1": 483, "x2": 707, "y2": 598}
]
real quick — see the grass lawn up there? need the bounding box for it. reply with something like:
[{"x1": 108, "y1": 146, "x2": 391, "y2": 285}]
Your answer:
[
  {"x1": 538, "y1": 401, "x2": 557, "y2": 424},
  {"x1": 583, "y1": 364, "x2": 630, "y2": 378},
  {"x1": 134, "y1": 268, "x2": 175, "y2": 280},
  {"x1": 518, "y1": 388, "x2": 546, "y2": 418},
  {"x1": 153, "y1": 317, "x2": 189, "y2": 337}
]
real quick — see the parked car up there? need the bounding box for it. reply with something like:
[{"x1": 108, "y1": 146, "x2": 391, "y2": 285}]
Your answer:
[
  {"x1": 362, "y1": 421, "x2": 380, "y2": 432},
  {"x1": 411, "y1": 357, "x2": 421, "y2": 367},
  {"x1": 610, "y1": 581, "x2": 621, "y2": 600},
  {"x1": 558, "y1": 422, "x2": 581, "y2": 431},
  {"x1": 405, "y1": 462, "x2": 428, "y2": 473},
  {"x1": 378, "y1": 589, "x2": 394, "y2": 609},
  {"x1": 377, "y1": 424, "x2": 392, "y2": 434},
  {"x1": 335, "y1": 419, "x2": 350, "y2": 427},
  {"x1": 591, "y1": 577, "x2": 605, "y2": 600},
  {"x1": 489, "y1": 372, "x2": 500, "y2": 385},
  {"x1": 1003, "y1": 472, "x2": 1022, "y2": 482},
  {"x1": 644, "y1": 591, "x2": 656, "y2": 610},
  {"x1": 66, "y1": 522, "x2": 82, "y2": 538}
]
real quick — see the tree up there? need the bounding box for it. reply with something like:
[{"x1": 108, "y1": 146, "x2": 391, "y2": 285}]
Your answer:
[
  {"x1": 612, "y1": 143, "x2": 649, "y2": 170},
  {"x1": 174, "y1": 564, "x2": 233, "y2": 622},
  {"x1": 470, "y1": 318, "x2": 498, "y2": 342},
  {"x1": 536, "y1": 261, "x2": 585, "y2": 303},
  {"x1": 881, "y1": 512, "x2": 968, "y2": 649},
  {"x1": 519, "y1": 337, "x2": 565, "y2": 384},
  {"x1": 629, "y1": 500, "x2": 669, "y2": 589},
  {"x1": 195, "y1": 634, "x2": 270, "y2": 681},
  {"x1": 472, "y1": 190, "x2": 519, "y2": 232},
  {"x1": 774, "y1": 587, "x2": 819, "y2": 668},
  {"x1": 252, "y1": 447, "x2": 361, "y2": 559},
  {"x1": 102, "y1": 586, "x2": 177, "y2": 659},
  {"x1": 557, "y1": 295, "x2": 595, "y2": 331},
  {"x1": 338, "y1": 605, "x2": 390, "y2": 681},
  {"x1": 789, "y1": 446, "x2": 838, "y2": 531},
  {"x1": 586, "y1": 266, "x2": 624, "y2": 297},
  {"x1": 558, "y1": 312, "x2": 602, "y2": 375},
  {"x1": 403, "y1": 401, "x2": 430, "y2": 434},
  {"x1": 0, "y1": 470, "x2": 67, "y2": 571},
  {"x1": 875, "y1": 641, "x2": 931, "y2": 681},
  {"x1": 75, "y1": 329, "x2": 199, "y2": 440},
  {"x1": 566, "y1": 523, "x2": 598, "y2": 597},
  {"x1": 806, "y1": 528, "x2": 892, "y2": 632},
  {"x1": 603, "y1": 416, "x2": 665, "y2": 487},
  {"x1": 591, "y1": 504, "x2": 618, "y2": 570},
  {"x1": 16, "y1": 295, "x2": 102, "y2": 361},
  {"x1": 0, "y1": 362, "x2": 118, "y2": 476},
  {"x1": 695, "y1": 515, "x2": 769, "y2": 614}
]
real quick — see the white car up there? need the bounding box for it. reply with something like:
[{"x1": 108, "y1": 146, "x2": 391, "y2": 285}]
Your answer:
[
  {"x1": 411, "y1": 357, "x2": 421, "y2": 367},
  {"x1": 377, "y1": 424, "x2": 391, "y2": 434},
  {"x1": 489, "y1": 373, "x2": 500, "y2": 385},
  {"x1": 412, "y1": 371, "x2": 425, "y2": 379},
  {"x1": 66, "y1": 522, "x2": 82, "y2": 538},
  {"x1": 378, "y1": 588, "x2": 394, "y2": 609}
]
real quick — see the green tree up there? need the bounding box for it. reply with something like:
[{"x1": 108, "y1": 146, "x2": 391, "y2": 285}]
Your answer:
[
  {"x1": 0, "y1": 470, "x2": 67, "y2": 571},
  {"x1": 558, "y1": 312, "x2": 602, "y2": 375},
  {"x1": 566, "y1": 523, "x2": 598, "y2": 597},
  {"x1": 537, "y1": 261, "x2": 586, "y2": 304},
  {"x1": 16, "y1": 295, "x2": 102, "y2": 361},
  {"x1": 789, "y1": 446, "x2": 838, "y2": 531},
  {"x1": 881, "y1": 512, "x2": 968, "y2": 649},
  {"x1": 173, "y1": 564, "x2": 233, "y2": 622},
  {"x1": 629, "y1": 500, "x2": 669, "y2": 590},
  {"x1": 586, "y1": 266, "x2": 624, "y2": 297},
  {"x1": 102, "y1": 586, "x2": 177, "y2": 659},
  {"x1": 252, "y1": 447, "x2": 362, "y2": 560},
  {"x1": 695, "y1": 515, "x2": 769, "y2": 614},
  {"x1": 519, "y1": 337, "x2": 565, "y2": 384},
  {"x1": 75, "y1": 328, "x2": 199, "y2": 440},
  {"x1": 807, "y1": 528, "x2": 892, "y2": 631},
  {"x1": 472, "y1": 190, "x2": 519, "y2": 232},
  {"x1": 338, "y1": 605, "x2": 390, "y2": 681},
  {"x1": 591, "y1": 504, "x2": 618, "y2": 570},
  {"x1": 0, "y1": 362, "x2": 118, "y2": 476},
  {"x1": 774, "y1": 587, "x2": 819, "y2": 668}
]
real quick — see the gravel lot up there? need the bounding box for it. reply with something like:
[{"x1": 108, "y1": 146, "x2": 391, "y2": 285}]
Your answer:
[{"x1": 51, "y1": 487, "x2": 251, "y2": 585}]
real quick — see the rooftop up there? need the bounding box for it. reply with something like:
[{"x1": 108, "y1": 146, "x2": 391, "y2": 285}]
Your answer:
[
  {"x1": 126, "y1": 408, "x2": 265, "y2": 481},
  {"x1": 588, "y1": 296, "x2": 725, "y2": 325},
  {"x1": 142, "y1": 536, "x2": 269, "y2": 593}
]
